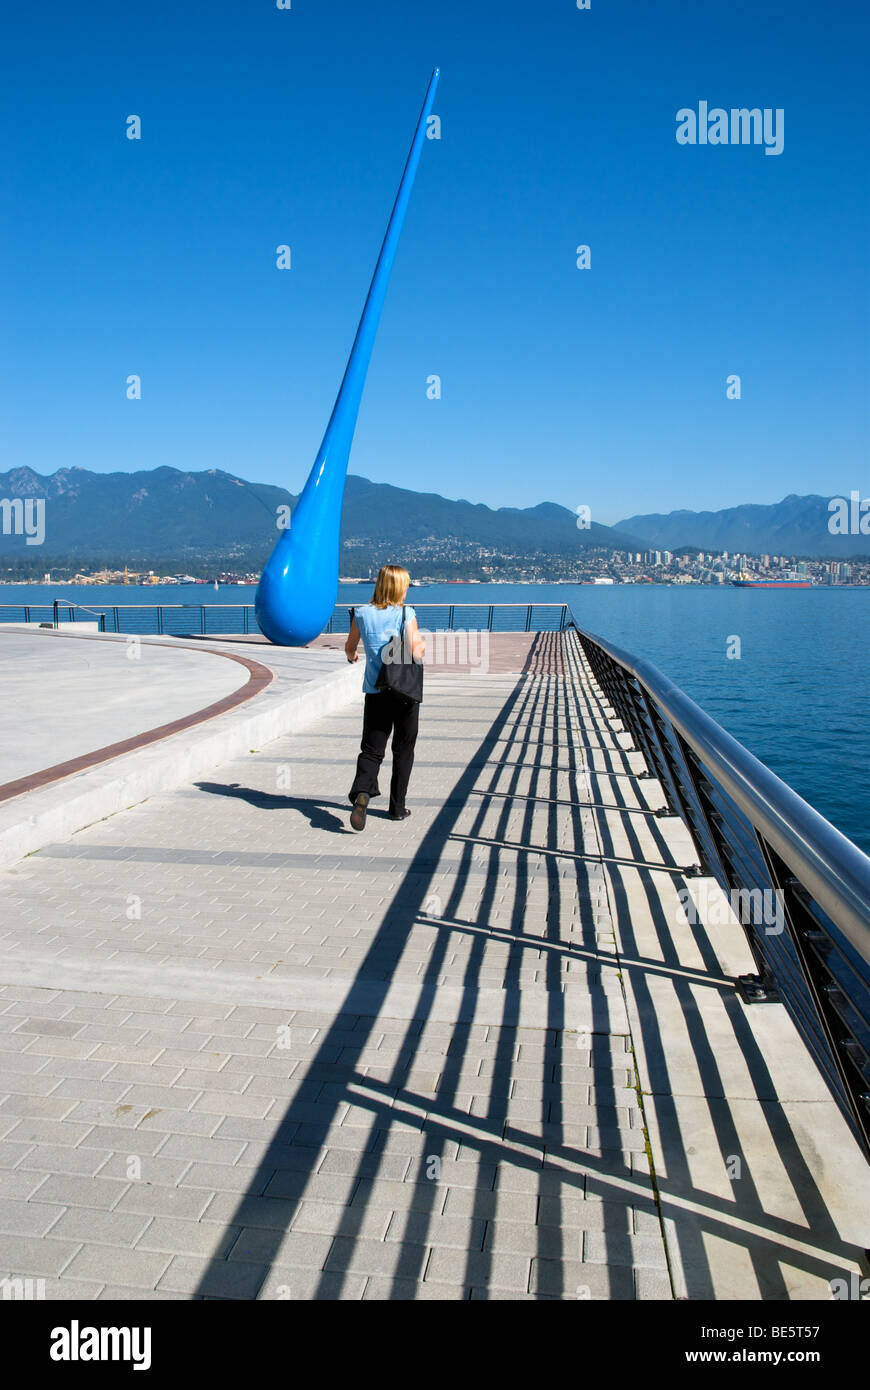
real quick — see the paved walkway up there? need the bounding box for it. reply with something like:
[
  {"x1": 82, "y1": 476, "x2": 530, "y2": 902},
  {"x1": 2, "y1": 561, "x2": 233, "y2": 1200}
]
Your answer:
[{"x1": 0, "y1": 631, "x2": 867, "y2": 1299}]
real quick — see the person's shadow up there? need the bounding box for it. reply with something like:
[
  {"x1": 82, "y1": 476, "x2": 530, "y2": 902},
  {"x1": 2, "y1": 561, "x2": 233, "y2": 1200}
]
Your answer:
[{"x1": 195, "y1": 781, "x2": 352, "y2": 833}]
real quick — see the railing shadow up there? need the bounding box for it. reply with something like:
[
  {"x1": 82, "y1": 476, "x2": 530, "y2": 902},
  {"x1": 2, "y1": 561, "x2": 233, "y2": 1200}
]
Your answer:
[{"x1": 186, "y1": 628, "x2": 865, "y2": 1299}]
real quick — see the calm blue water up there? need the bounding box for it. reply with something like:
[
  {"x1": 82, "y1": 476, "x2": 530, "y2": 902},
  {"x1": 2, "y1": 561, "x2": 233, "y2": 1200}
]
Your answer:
[{"x1": 2, "y1": 581, "x2": 867, "y2": 855}]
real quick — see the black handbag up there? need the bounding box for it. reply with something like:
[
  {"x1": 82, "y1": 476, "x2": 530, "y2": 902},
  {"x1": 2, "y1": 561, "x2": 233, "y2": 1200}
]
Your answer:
[{"x1": 374, "y1": 605, "x2": 424, "y2": 704}]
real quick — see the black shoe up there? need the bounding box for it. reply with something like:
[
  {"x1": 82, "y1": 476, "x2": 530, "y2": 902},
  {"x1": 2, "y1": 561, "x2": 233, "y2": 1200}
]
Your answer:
[
  {"x1": 350, "y1": 794, "x2": 369, "y2": 832},
  {"x1": 389, "y1": 808, "x2": 411, "y2": 821}
]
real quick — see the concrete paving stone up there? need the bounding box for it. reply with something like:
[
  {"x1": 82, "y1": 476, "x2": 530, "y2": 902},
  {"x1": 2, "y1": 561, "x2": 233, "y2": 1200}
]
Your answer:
[
  {"x1": 415, "y1": 1158, "x2": 497, "y2": 1189},
  {"x1": 157, "y1": 1254, "x2": 268, "y2": 1298},
  {"x1": 103, "y1": 1063, "x2": 185, "y2": 1086},
  {"x1": 148, "y1": 1049, "x2": 231, "y2": 1071},
  {"x1": 88, "y1": 1043, "x2": 166, "y2": 1065},
  {"x1": 0, "y1": 1073, "x2": 65, "y2": 1102},
  {"x1": 325, "y1": 1235, "x2": 428, "y2": 1279},
  {"x1": 0, "y1": 1232, "x2": 81, "y2": 1277},
  {"x1": 633, "y1": 1208, "x2": 663, "y2": 1236},
  {"x1": 316, "y1": 1150, "x2": 411, "y2": 1182},
  {"x1": 77, "y1": 1124, "x2": 168, "y2": 1156},
  {"x1": 136, "y1": 1217, "x2": 240, "y2": 1260},
  {"x1": 441, "y1": 1188, "x2": 538, "y2": 1222},
  {"x1": 13, "y1": 1143, "x2": 108, "y2": 1176},
  {"x1": 537, "y1": 1194, "x2": 633, "y2": 1230},
  {"x1": 0, "y1": 1169, "x2": 48, "y2": 1201},
  {"x1": 202, "y1": 1034, "x2": 275, "y2": 1059},
  {"x1": 11, "y1": 1017, "x2": 85, "y2": 1038},
  {"x1": 0, "y1": 1051, "x2": 53, "y2": 1076},
  {"x1": 96, "y1": 1284, "x2": 181, "y2": 1300},
  {"x1": 97, "y1": 1152, "x2": 192, "y2": 1186},
  {"x1": 4, "y1": 1118, "x2": 92, "y2": 1148},
  {"x1": 66, "y1": 1024, "x2": 149, "y2": 1047},
  {"x1": 362, "y1": 1275, "x2": 467, "y2": 1300},
  {"x1": 263, "y1": 1171, "x2": 359, "y2": 1205},
  {"x1": 118, "y1": 1084, "x2": 201, "y2": 1111},
  {"x1": 61, "y1": 1243, "x2": 172, "y2": 1290},
  {"x1": 582, "y1": 1229, "x2": 669, "y2": 1270},
  {"x1": 385, "y1": 1212, "x2": 486, "y2": 1251},
  {"x1": 156, "y1": 1133, "x2": 248, "y2": 1166},
  {"x1": 13, "y1": 1276, "x2": 104, "y2": 1300},
  {"x1": 351, "y1": 1178, "x2": 447, "y2": 1215},
  {"x1": 211, "y1": 1114, "x2": 294, "y2": 1144},
  {"x1": 48, "y1": 1207, "x2": 151, "y2": 1246},
  {"x1": 174, "y1": 1069, "x2": 254, "y2": 1095},
  {"x1": 424, "y1": 1247, "x2": 531, "y2": 1293},
  {"x1": 291, "y1": 1200, "x2": 391, "y2": 1240},
  {"x1": 0, "y1": 1197, "x2": 70, "y2": 1238},
  {"x1": 0, "y1": 1095, "x2": 77, "y2": 1128},
  {"x1": 178, "y1": 1161, "x2": 269, "y2": 1196},
  {"x1": 202, "y1": 1191, "x2": 307, "y2": 1231},
  {"x1": 484, "y1": 1221, "x2": 584, "y2": 1261},
  {"x1": 291, "y1": 1121, "x2": 378, "y2": 1150},
  {"x1": 116, "y1": 1183, "x2": 214, "y2": 1221},
  {"x1": 48, "y1": 1078, "x2": 136, "y2": 1106},
  {"x1": 135, "y1": 1108, "x2": 224, "y2": 1138},
  {"x1": 491, "y1": 1165, "x2": 546, "y2": 1194},
  {"x1": 65, "y1": 1101, "x2": 153, "y2": 1129},
  {"x1": 257, "y1": 1267, "x2": 367, "y2": 1300},
  {"x1": 585, "y1": 1125, "x2": 648, "y2": 1152},
  {"x1": 106, "y1": 995, "x2": 179, "y2": 1013},
  {"x1": 530, "y1": 1255, "x2": 635, "y2": 1299},
  {"x1": 170, "y1": 1001, "x2": 234, "y2": 1020},
  {"x1": 634, "y1": 1267, "x2": 673, "y2": 1299},
  {"x1": 191, "y1": 1091, "x2": 274, "y2": 1119},
  {"x1": 124, "y1": 1012, "x2": 194, "y2": 1033},
  {"x1": 26, "y1": 1172, "x2": 130, "y2": 1210},
  {"x1": 229, "y1": 1227, "x2": 333, "y2": 1268}
]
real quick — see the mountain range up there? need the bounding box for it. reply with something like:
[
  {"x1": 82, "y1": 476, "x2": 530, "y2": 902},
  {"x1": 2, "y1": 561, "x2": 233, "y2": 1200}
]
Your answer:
[
  {"x1": 615, "y1": 494, "x2": 869, "y2": 558},
  {"x1": 0, "y1": 465, "x2": 866, "y2": 575},
  {"x1": 0, "y1": 466, "x2": 645, "y2": 574}
]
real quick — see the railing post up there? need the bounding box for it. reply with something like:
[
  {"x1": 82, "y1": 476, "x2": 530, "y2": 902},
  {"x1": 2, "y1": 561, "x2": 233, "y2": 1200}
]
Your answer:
[{"x1": 53, "y1": 598, "x2": 58, "y2": 630}]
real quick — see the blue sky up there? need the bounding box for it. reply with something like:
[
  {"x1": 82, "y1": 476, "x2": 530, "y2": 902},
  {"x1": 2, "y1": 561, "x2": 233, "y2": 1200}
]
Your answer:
[{"x1": 2, "y1": 0, "x2": 868, "y2": 524}]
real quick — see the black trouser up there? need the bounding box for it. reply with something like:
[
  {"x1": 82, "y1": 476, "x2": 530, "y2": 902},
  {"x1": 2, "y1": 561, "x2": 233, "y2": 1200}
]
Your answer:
[{"x1": 348, "y1": 692, "x2": 420, "y2": 816}]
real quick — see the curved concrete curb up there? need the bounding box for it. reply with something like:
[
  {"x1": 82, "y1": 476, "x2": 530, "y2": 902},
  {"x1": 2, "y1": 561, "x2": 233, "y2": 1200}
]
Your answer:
[{"x1": 0, "y1": 640, "x2": 362, "y2": 873}]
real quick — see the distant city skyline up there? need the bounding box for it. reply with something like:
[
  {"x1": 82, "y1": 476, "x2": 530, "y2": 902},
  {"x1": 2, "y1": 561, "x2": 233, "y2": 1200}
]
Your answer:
[{"x1": 3, "y1": 1, "x2": 868, "y2": 525}]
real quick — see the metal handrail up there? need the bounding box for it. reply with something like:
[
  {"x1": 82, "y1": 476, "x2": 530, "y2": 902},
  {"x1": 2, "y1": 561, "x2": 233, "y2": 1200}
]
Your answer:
[
  {"x1": 569, "y1": 615, "x2": 870, "y2": 1160},
  {"x1": 0, "y1": 601, "x2": 570, "y2": 636},
  {"x1": 52, "y1": 599, "x2": 107, "y2": 632}
]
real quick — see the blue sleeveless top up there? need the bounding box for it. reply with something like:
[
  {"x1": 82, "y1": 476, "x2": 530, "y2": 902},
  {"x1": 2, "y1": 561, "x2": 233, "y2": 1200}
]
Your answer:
[{"x1": 353, "y1": 603, "x2": 417, "y2": 695}]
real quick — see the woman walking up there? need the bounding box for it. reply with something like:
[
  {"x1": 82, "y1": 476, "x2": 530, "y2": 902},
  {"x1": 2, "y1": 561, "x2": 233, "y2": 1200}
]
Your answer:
[{"x1": 345, "y1": 564, "x2": 425, "y2": 832}]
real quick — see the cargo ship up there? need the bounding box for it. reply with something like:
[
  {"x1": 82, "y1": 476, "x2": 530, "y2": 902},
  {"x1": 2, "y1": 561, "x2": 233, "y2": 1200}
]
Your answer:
[{"x1": 731, "y1": 571, "x2": 813, "y2": 588}]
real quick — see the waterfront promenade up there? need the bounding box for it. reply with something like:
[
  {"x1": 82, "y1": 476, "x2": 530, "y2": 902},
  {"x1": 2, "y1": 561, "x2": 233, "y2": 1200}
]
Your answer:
[{"x1": 0, "y1": 625, "x2": 868, "y2": 1299}]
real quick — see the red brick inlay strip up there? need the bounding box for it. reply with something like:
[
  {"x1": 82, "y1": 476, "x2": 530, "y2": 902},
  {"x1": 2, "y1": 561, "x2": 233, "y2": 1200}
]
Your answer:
[{"x1": 0, "y1": 638, "x2": 275, "y2": 805}]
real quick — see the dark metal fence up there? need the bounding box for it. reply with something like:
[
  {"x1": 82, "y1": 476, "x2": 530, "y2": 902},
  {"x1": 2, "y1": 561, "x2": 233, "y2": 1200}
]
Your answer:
[
  {"x1": 571, "y1": 618, "x2": 870, "y2": 1162},
  {"x1": 0, "y1": 601, "x2": 570, "y2": 637}
]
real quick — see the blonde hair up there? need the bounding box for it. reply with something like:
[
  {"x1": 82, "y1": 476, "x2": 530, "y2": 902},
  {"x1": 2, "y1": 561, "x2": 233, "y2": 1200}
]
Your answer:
[{"x1": 371, "y1": 564, "x2": 411, "y2": 609}]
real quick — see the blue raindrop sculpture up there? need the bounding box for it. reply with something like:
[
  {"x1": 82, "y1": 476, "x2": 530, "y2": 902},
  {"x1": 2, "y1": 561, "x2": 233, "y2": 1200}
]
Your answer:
[{"x1": 255, "y1": 67, "x2": 440, "y2": 646}]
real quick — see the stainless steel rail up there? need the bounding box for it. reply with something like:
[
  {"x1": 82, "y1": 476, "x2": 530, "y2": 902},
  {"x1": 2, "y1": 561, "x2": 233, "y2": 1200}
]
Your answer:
[
  {"x1": 571, "y1": 618, "x2": 870, "y2": 1160},
  {"x1": 0, "y1": 602, "x2": 570, "y2": 637}
]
